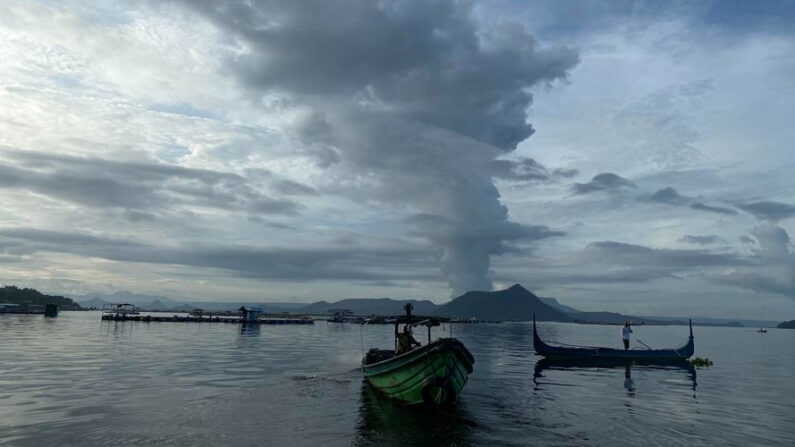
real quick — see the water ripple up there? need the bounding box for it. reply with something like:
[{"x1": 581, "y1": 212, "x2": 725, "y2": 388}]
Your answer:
[{"x1": 0, "y1": 314, "x2": 793, "y2": 446}]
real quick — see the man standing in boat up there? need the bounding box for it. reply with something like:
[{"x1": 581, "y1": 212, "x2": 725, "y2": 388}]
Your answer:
[
  {"x1": 396, "y1": 303, "x2": 421, "y2": 355},
  {"x1": 396, "y1": 325, "x2": 421, "y2": 355},
  {"x1": 622, "y1": 321, "x2": 633, "y2": 350}
]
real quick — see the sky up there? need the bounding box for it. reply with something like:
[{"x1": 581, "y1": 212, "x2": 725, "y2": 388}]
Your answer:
[{"x1": 1, "y1": 0, "x2": 794, "y2": 319}]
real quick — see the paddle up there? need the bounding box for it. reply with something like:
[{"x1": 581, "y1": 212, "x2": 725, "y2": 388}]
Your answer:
[{"x1": 635, "y1": 339, "x2": 653, "y2": 350}]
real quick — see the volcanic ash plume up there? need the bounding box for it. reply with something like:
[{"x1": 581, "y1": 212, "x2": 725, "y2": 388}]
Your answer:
[{"x1": 179, "y1": 0, "x2": 579, "y2": 294}]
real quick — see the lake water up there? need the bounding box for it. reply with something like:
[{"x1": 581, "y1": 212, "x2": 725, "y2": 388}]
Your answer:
[{"x1": 1, "y1": 312, "x2": 793, "y2": 446}]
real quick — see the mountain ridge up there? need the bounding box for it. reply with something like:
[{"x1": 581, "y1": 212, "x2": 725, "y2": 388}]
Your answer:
[
  {"x1": 435, "y1": 284, "x2": 571, "y2": 321},
  {"x1": 299, "y1": 298, "x2": 438, "y2": 316},
  {"x1": 69, "y1": 285, "x2": 777, "y2": 327}
]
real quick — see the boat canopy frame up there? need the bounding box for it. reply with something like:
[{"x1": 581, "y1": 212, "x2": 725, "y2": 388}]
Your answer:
[{"x1": 361, "y1": 303, "x2": 452, "y2": 352}]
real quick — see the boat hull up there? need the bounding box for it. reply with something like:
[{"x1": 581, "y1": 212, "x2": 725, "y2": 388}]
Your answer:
[
  {"x1": 533, "y1": 317, "x2": 694, "y2": 361},
  {"x1": 362, "y1": 338, "x2": 474, "y2": 406}
]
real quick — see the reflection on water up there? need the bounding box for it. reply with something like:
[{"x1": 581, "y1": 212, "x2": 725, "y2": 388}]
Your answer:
[
  {"x1": 99, "y1": 319, "x2": 135, "y2": 339},
  {"x1": 354, "y1": 379, "x2": 475, "y2": 447},
  {"x1": 624, "y1": 365, "x2": 635, "y2": 395},
  {"x1": 0, "y1": 313, "x2": 793, "y2": 446},
  {"x1": 238, "y1": 322, "x2": 261, "y2": 337},
  {"x1": 533, "y1": 358, "x2": 697, "y2": 399}
]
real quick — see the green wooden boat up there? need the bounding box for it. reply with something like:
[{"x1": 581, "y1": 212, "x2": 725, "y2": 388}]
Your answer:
[{"x1": 361, "y1": 305, "x2": 475, "y2": 406}]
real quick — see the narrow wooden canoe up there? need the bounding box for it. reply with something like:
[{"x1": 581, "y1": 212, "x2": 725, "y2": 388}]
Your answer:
[
  {"x1": 533, "y1": 316, "x2": 694, "y2": 361},
  {"x1": 362, "y1": 338, "x2": 475, "y2": 406}
]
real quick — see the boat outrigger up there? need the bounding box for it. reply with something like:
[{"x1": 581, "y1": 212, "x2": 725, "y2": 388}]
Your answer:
[
  {"x1": 361, "y1": 304, "x2": 475, "y2": 406},
  {"x1": 533, "y1": 315, "x2": 694, "y2": 361}
]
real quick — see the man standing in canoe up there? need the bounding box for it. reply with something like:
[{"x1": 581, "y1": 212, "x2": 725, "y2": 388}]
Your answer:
[{"x1": 622, "y1": 321, "x2": 633, "y2": 350}]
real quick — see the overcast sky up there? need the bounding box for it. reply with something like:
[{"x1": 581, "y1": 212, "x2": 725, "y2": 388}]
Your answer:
[{"x1": 1, "y1": 0, "x2": 794, "y2": 319}]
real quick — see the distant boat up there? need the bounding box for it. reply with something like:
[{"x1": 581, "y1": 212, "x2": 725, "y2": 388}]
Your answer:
[
  {"x1": 757, "y1": 328, "x2": 767, "y2": 333},
  {"x1": 533, "y1": 315, "x2": 694, "y2": 361},
  {"x1": 361, "y1": 304, "x2": 475, "y2": 406},
  {"x1": 328, "y1": 309, "x2": 363, "y2": 323}
]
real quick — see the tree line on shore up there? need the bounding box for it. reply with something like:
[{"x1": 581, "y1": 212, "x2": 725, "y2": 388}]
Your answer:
[{"x1": 0, "y1": 286, "x2": 82, "y2": 310}]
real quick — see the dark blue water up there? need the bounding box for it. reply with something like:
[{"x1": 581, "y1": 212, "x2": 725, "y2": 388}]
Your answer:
[{"x1": 1, "y1": 312, "x2": 793, "y2": 446}]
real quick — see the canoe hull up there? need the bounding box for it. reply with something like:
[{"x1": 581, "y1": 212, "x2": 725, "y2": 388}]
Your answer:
[
  {"x1": 533, "y1": 317, "x2": 694, "y2": 361},
  {"x1": 362, "y1": 338, "x2": 474, "y2": 406}
]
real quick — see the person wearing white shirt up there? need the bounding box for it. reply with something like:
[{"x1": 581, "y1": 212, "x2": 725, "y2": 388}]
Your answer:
[{"x1": 621, "y1": 321, "x2": 633, "y2": 350}]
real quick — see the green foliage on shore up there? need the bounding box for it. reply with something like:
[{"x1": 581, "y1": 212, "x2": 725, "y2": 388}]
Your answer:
[
  {"x1": 690, "y1": 357, "x2": 713, "y2": 367},
  {"x1": 0, "y1": 286, "x2": 81, "y2": 310}
]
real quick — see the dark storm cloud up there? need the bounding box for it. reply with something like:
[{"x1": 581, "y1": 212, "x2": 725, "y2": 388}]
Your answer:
[
  {"x1": 737, "y1": 201, "x2": 795, "y2": 221},
  {"x1": 521, "y1": 269, "x2": 683, "y2": 285},
  {"x1": 180, "y1": 0, "x2": 579, "y2": 150},
  {"x1": 497, "y1": 239, "x2": 750, "y2": 287},
  {"x1": 644, "y1": 187, "x2": 690, "y2": 205},
  {"x1": 0, "y1": 149, "x2": 302, "y2": 217},
  {"x1": 0, "y1": 163, "x2": 158, "y2": 209},
  {"x1": 552, "y1": 168, "x2": 579, "y2": 178},
  {"x1": 581, "y1": 225, "x2": 795, "y2": 301},
  {"x1": 243, "y1": 168, "x2": 319, "y2": 196},
  {"x1": 585, "y1": 241, "x2": 745, "y2": 268},
  {"x1": 271, "y1": 179, "x2": 317, "y2": 196},
  {"x1": 173, "y1": 0, "x2": 579, "y2": 295},
  {"x1": 689, "y1": 202, "x2": 738, "y2": 215},
  {"x1": 572, "y1": 173, "x2": 636, "y2": 195},
  {"x1": 551, "y1": 226, "x2": 795, "y2": 302},
  {"x1": 125, "y1": 210, "x2": 157, "y2": 222},
  {"x1": 0, "y1": 228, "x2": 439, "y2": 282},
  {"x1": 697, "y1": 0, "x2": 795, "y2": 34},
  {"x1": 488, "y1": 157, "x2": 576, "y2": 182},
  {"x1": 679, "y1": 235, "x2": 724, "y2": 245},
  {"x1": 489, "y1": 158, "x2": 550, "y2": 181},
  {"x1": 0, "y1": 228, "x2": 142, "y2": 248},
  {"x1": 356, "y1": 280, "x2": 404, "y2": 288},
  {"x1": 407, "y1": 212, "x2": 565, "y2": 250},
  {"x1": 638, "y1": 185, "x2": 738, "y2": 215}
]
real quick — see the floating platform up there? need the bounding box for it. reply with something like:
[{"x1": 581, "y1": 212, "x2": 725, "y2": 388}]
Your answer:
[
  {"x1": 0, "y1": 309, "x2": 45, "y2": 315},
  {"x1": 101, "y1": 314, "x2": 314, "y2": 325}
]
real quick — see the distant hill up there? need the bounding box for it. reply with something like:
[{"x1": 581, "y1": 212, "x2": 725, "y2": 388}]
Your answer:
[
  {"x1": 296, "y1": 285, "x2": 571, "y2": 321},
  {"x1": 568, "y1": 311, "x2": 671, "y2": 325},
  {"x1": 778, "y1": 320, "x2": 795, "y2": 329},
  {"x1": 76, "y1": 291, "x2": 184, "y2": 308},
  {"x1": 71, "y1": 285, "x2": 775, "y2": 326},
  {"x1": 540, "y1": 297, "x2": 581, "y2": 314},
  {"x1": 299, "y1": 298, "x2": 439, "y2": 316},
  {"x1": 0, "y1": 285, "x2": 82, "y2": 310},
  {"x1": 436, "y1": 284, "x2": 571, "y2": 321},
  {"x1": 75, "y1": 290, "x2": 318, "y2": 313},
  {"x1": 146, "y1": 300, "x2": 171, "y2": 311},
  {"x1": 183, "y1": 302, "x2": 305, "y2": 313},
  {"x1": 638, "y1": 315, "x2": 782, "y2": 327},
  {"x1": 78, "y1": 297, "x2": 108, "y2": 309}
]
